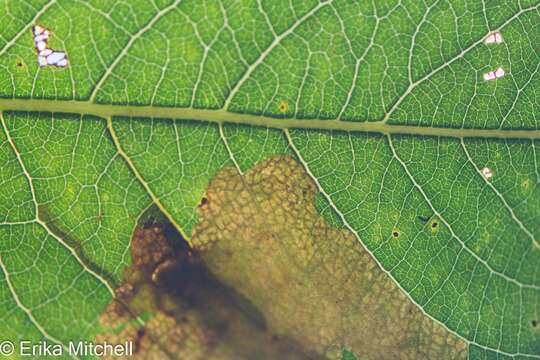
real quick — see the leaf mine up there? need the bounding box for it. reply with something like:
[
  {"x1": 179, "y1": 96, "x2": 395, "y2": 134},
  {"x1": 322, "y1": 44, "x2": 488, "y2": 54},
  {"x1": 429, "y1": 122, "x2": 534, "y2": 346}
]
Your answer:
[
  {"x1": 190, "y1": 155, "x2": 468, "y2": 360},
  {"x1": 96, "y1": 223, "x2": 319, "y2": 360}
]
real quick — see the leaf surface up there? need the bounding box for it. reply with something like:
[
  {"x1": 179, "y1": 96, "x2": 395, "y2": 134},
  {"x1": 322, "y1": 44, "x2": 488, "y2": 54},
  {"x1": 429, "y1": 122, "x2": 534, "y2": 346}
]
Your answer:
[{"x1": 0, "y1": 1, "x2": 539, "y2": 358}]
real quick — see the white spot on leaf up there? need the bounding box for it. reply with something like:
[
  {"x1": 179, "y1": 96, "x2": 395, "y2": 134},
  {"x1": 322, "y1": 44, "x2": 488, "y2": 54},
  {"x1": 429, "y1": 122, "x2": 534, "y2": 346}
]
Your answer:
[
  {"x1": 484, "y1": 32, "x2": 503, "y2": 44},
  {"x1": 481, "y1": 167, "x2": 493, "y2": 180},
  {"x1": 483, "y1": 67, "x2": 505, "y2": 81},
  {"x1": 32, "y1": 25, "x2": 68, "y2": 68}
]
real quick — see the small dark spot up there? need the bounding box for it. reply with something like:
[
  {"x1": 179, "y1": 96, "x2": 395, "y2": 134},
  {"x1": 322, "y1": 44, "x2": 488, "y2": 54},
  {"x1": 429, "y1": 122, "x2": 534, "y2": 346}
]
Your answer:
[
  {"x1": 392, "y1": 230, "x2": 400, "y2": 238},
  {"x1": 431, "y1": 221, "x2": 438, "y2": 228},
  {"x1": 134, "y1": 327, "x2": 145, "y2": 353},
  {"x1": 532, "y1": 319, "x2": 538, "y2": 328},
  {"x1": 278, "y1": 100, "x2": 288, "y2": 113},
  {"x1": 198, "y1": 197, "x2": 209, "y2": 208},
  {"x1": 418, "y1": 215, "x2": 430, "y2": 223},
  {"x1": 17, "y1": 62, "x2": 23, "y2": 67}
]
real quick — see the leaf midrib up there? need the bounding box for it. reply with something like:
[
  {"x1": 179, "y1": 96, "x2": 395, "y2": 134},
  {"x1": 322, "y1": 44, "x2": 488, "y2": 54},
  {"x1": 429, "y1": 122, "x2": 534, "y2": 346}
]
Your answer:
[{"x1": 1, "y1": 98, "x2": 539, "y2": 140}]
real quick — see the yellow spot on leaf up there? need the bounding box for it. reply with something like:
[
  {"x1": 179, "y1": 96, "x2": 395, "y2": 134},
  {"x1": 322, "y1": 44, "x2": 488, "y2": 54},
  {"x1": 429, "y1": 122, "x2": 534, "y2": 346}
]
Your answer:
[
  {"x1": 430, "y1": 219, "x2": 439, "y2": 235},
  {"x1": 278, "y1": 100, "x2": 288, "y2": 113},
  {"x1": 15, "y1": 59, "x2": 26, "y2": 69}
]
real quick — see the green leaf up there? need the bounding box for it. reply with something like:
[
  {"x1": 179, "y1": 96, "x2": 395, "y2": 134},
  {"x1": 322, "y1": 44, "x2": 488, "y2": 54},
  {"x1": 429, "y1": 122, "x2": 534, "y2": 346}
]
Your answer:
[
  {"x1": 341, "y1": 349, "x2": 358, "y2": 360},
  {"x1": 0, "y1": 1, "x2": 539, "y2": 359}
]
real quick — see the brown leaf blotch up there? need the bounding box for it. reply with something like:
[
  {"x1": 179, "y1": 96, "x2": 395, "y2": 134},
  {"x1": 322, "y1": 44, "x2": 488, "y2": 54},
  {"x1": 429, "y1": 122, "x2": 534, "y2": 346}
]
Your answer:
[{"x1": 191, "y1": 155, "x2": 468, "y2": 360}]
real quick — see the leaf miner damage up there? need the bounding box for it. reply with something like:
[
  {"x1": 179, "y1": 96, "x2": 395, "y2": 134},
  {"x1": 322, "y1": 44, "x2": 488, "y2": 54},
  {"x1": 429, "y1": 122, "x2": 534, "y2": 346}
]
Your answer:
[
  {"x1": 96, "y1": 222, "x2": 318, "y2": 360},
  {"x1": 191, "y1": 155, "x2": 469, "y2": 360}
]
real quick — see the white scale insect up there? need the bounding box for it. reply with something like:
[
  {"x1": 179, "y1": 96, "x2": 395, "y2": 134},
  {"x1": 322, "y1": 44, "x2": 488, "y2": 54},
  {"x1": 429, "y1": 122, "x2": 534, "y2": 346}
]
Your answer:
[{"x1": 32, "y1": 25, "x2": 68, "y2": 68}]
